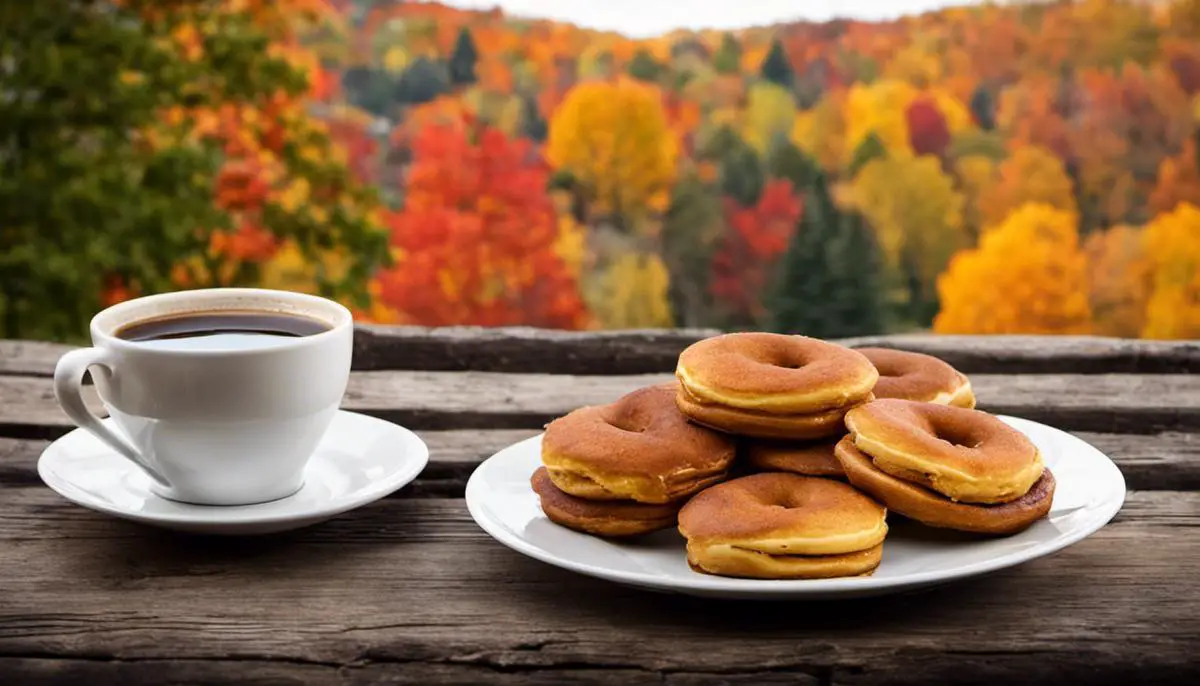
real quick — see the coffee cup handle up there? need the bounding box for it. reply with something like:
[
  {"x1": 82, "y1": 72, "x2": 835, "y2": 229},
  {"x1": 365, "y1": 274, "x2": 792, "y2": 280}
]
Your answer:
[{"x1": 53, "y1": 348, "x2": 172, "y2": 488}]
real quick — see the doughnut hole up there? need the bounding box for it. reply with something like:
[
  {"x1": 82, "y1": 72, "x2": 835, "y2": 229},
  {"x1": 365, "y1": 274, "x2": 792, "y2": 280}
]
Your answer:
[{"x1": 600, "y1": 404, "x2": 652, "y2": 434}]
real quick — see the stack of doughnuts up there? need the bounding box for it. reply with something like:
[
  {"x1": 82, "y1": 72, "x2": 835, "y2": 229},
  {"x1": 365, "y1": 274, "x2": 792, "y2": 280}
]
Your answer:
[
  {"x1": 532, "y1": 384, "x2": 735, "y2": 537},
  {"x1": 836, "y1": 399, "x2": 1054, "y2": 535},
  {"x1": 675, "y1": 333, "x2": 878, "y2": 440},
  {"x1": 740, "y1": 346, "x2": 977, "y2": 480},
  {"x1": 529, "y1": 332, "x2": 1057, "y2": 580}
]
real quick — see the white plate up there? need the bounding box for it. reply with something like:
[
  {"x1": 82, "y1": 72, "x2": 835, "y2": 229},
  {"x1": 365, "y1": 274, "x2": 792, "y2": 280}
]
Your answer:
[
  {"x1": 39, "y1": 410, "x2": 429, "y2": 535},
  {"x1": 465, "y1": 416, "x2": 1126, "y2": 599}
]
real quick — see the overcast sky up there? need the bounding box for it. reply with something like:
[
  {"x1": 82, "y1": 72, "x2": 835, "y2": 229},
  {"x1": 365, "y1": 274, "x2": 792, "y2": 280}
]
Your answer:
[{"x1": 422, "y1": 1, "x2": 981, "y2": 37}]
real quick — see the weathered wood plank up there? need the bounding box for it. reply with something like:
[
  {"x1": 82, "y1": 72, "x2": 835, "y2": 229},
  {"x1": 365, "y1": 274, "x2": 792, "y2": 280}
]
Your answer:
[
  {"x1": 0, "y1": 340, "x2": 73, "y2": 378},
  {"x1": 0, "y1": 659, "x2": 821, "y2": 686},
  {"x1": 3, "y1": 332, "x2": 1197, "y2": 378},
  {"x1": 839, "y1": 334, "x2": 1200, "y2": 375},
  {"x1": 2, "y1": 428, "x2": 1194, "y2": 493},
  {"x1": 0, "y1": 492, "x2": 1195, "y2": 685},
  {"x1": 1, "y1": 372, "x2": 1197, "y2": 439},
  {"x1": 0, "y1": 327, "x2": 722, "y2": 378}
]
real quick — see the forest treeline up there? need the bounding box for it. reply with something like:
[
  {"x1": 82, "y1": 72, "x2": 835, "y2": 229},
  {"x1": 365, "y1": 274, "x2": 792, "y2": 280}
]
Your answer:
[{"x1": 3, "y1": 0, "x2": 1198, "y2": 340}]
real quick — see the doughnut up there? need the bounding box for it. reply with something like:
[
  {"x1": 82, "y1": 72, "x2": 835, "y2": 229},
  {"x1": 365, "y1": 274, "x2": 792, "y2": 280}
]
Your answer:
[
  {"x1": 843, "y1": 399, "x2": 1044, "y2": 504},
  {"x1": 742, "y1": 438, "x2": 845, "y2": 478},
  {"x1": 675, "y1": 333, "x2": 878, "y2": 439},
  {"x1": 678, "y1": 473, "x2": 887, "y2": 579},
  {"x1": 542, "y1": 384, "x2": 736, "y2": 504},
  {"x1": 835, "y1": 438, "x2": 1055, "y2": 535},
  {"x1": 675, "y1": 387, "x2": 856, "y2": 439},
  {"x1": 857, "y1": 347, "x2": 975, "y2": 408},
  {"x1": 531, "y1": 467, "x2": 680, "y2": 537}
]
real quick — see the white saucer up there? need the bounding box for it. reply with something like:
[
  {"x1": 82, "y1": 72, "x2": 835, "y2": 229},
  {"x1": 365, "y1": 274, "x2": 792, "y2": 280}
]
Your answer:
[
  {"x1": 39, "y1": 410, "x2": 429, "y2": 535},
  {"x1": 465, "y1": 416, "x2": 1126, "y2": 599}
]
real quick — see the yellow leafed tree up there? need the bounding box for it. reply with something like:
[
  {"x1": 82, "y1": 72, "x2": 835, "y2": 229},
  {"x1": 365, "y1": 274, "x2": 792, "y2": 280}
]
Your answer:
[
  {"x1": 546, "y1": 78, "x2": 678, "y2": 223},
  {"x1": 883, "y1": 43, "x2": 942, "y2": 87},
  {"x1": 258, "y1": 240, "x2": 352, "y2": 294},
  {"x1": 843, "y1": 80, "x2": 917, "y2": 162},
  {"x1": 1141, "y1": 203, "x2": 1200, "y2": 339},
  {"x1": 586, "y1": 252, "x2": 674, "y2": 328},
  {"x1": 979, "y1": 146, "x2": 1078, "y2": 228},
  {"x1": 935, "y1": 203, "x2": 1092, "y2": 334},
  {"x1": 1084, "y1": 225, "x2": 1149, "y2": 338},
  {"x1": 741, "y1": 82, "x2": 797, "y2": 154},
  {"x1": 852, "y1": 155, "x2": 966, "y2": 317},
  {"x1": 954, "y1": 155, "x2": 998, "y2": 241},
  {"x1": 791, "y1": 91, "x2": 846, "y2": 172}
]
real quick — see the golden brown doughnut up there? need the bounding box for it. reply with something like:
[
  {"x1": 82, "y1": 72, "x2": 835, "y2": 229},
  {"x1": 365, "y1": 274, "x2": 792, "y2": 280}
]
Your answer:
[
  {"x1": 844, "y1": 399, "x2": 1043, "y2": 504},
  {"x1": 676, "y1": 333, "x2": 878, "y2": 413},
  {"x1": 685, "y1": 541, "x2": 883, "y2": 580},
  {"x1": 531, "y1": 467, "x2": 680, "y2": 537},
  {"x1": 835, "y1": 438, "x2": 1055, "y2": 535},
  {"x1": 857, "y1": 347, "x2": 975, "y2": 408},
  {"x1": 678, "y1": 473, "x2": 887, "y2": 579},
  {"x1": 542, "y1": 384, "x2": 735, "y2": 504},
  {"x1": 675, "y1": 384, "x2": 860, "y2": 440},
  {"x1": 742, "y1": 438, "x2": 845, "y2": 478}
]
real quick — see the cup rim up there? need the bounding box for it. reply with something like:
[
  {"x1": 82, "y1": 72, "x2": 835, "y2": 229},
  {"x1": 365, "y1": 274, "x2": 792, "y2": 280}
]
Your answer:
[{"x1": 90, "y1": 288, "x2": 353, "y2": 356}]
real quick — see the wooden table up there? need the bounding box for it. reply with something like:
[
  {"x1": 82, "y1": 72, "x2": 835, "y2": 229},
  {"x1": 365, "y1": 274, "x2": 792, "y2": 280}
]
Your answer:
[{"x1": 1, "y1": 329, "x2": 1197, "y2": 685}]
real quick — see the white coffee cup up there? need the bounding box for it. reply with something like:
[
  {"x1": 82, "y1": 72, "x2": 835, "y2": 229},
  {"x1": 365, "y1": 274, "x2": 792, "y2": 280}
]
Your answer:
[{"x1": 53, "y1": 288, "x2": 353, "y2": 506}]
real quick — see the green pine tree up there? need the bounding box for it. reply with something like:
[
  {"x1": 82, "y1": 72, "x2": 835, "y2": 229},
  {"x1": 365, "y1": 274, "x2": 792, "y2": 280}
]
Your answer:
[
  {"x1": 713, "y1": 33, "x2": 742, "y2": 74},
  {"x1": 627, "y1": 48, "x2": 663, "y2": 82},
  {"x1": 768, "y1": 170, "x2": 885, "y2": 338},
  {"x1": 700, "y1": 125, "x2": 740, "y2": 161},
  {"x1": 521, "y1": 94, "x2": 547, "y2": 141},
  {"x1": 767, "y1": 140, "x2": 821, "y2": 192},
  {"x1": 969, "y1": 84, "x2": 995, "y2": 130},
  {"x1": 395, "y1": 57, "x2": 450, "y2": 105},
  {"x1": 848, "y1": 132, "x2": 887, "y2": 176},
  {"x1": 719, "y1": 134, "x2": 764, "y2": 207},
  {"x1": 759, "y1": 38, "x2": 794, "y2": 88},
  {"x1": 448, "y1": 27, "x2": 478, "y2": 86},
  {"x1": 662, "y1": 172, "x2": 723, "y2": 327}
]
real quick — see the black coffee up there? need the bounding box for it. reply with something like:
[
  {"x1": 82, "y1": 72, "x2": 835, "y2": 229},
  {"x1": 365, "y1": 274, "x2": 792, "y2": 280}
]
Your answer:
[{"x1": 116, "y1": 311, "x2": 330, "y2": 346}]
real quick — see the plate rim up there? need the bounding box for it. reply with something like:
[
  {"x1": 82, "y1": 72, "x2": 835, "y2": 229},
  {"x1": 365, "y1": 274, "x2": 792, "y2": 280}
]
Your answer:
[
  {"x1": 38, "y1": 409, "x2": 430, "y2": 527},
  {"x1": 465, "y1": 415, "x2": 1127, "y2": 595}
]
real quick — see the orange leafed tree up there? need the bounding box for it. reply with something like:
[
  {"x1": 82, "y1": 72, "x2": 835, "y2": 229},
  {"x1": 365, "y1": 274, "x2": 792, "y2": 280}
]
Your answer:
[
  {"x1": 709, "y1": 179, "x2": 803, "y2": 323},
  {"x1": 1141, "y1": 202, "x2": 1200, "y2": 339},
  {"x1": 1084, "y1": 225, "x2": 1150, "y2": 338},
  {"x1": 935, "y1": 203, "x2": 1092, "y2": 335},
  {"x1": 1149, "y1": 136, "x2": 1200, "y2": 214},
  {"x1": 979, "y1": 146, "x2": 1078, "y2": 228},
  {"x1": 373, "y1": 118, "x2": 587, "y2": 328}
]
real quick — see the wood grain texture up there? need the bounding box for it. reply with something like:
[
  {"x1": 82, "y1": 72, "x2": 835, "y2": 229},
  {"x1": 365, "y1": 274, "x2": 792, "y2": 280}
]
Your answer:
[
  {"x1": 3, "y1": 332, "x2": 1197, "y2": 377},
  {"x1": 0, "y1": 327, "x2": 722, "y2": 378},
  {"x1": 2, "y1": 371, "x2": 1198, "y2": 439},
  {"x1": 1, "y1": 428, "x2": 1194, "y2": 493},
  {"x1": 0, "y1": 492, "x2": 1195, "y2": 685}
]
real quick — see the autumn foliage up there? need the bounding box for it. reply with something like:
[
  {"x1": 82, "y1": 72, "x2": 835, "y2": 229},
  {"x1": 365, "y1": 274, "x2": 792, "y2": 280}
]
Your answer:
[
  {"x1": 710, "y1": 180, "x2": 803, "y2": 323},
  {"x1": 11, "y1": 0, "x2": 1200, "y2": 340},
  {"x1": 1140, "y1": 203, "x2": 1200, "y2": 339},
  {"x1": 373, "y1": 118, "x2": 587, "y2": 328},
  {"x1": 546, "y1": 78, "x2": 678, "y2": 223},
  {"x1": 935, "y1": 204, "x2": 1092, "y2": 335}
]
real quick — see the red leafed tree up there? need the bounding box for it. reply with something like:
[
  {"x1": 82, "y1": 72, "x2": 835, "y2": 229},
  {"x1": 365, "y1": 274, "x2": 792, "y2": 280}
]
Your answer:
[
  {"x1": 375, "y1": 118, "x2": 587, "y2": 328},
  {"x1": 906, "y1": 96, "x2": 951, "y2": 158},
  {"x1": 710, "y1": 179, "x2": 803, "y2": 324}
]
